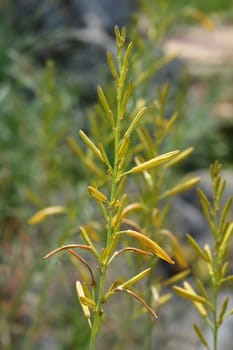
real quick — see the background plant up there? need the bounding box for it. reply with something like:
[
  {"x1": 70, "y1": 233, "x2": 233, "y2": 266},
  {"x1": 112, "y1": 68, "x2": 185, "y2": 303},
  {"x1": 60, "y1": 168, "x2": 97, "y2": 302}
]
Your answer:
[
  {"x1": 173, "y1": 161, "x2": 233, "y2": 350},
  {"x1": 120, "y1": 85, "x2": 200, "y2": 349}
]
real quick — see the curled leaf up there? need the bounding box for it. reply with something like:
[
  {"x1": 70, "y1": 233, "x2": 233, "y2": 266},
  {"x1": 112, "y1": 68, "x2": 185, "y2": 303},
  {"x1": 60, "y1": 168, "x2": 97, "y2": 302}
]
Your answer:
[
  {"x1": 108, "y1": 247, "x2": 153, "y2": 265},
  {"x1": 43, "y1": 244, "x2": 93, "y2": 259},
  {"x1": 116, "y1": 288, "x2": 157, "y2": 319},
  {"x1": 67, "y1": 249, "x2": 96, "y2": 287}
]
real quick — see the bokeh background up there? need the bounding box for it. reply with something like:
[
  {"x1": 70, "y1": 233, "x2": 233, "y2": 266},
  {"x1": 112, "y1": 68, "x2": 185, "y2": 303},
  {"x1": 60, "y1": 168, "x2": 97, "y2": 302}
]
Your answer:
[{"x1": 1, "y1": 1, "x2": 233, "y2": 349}]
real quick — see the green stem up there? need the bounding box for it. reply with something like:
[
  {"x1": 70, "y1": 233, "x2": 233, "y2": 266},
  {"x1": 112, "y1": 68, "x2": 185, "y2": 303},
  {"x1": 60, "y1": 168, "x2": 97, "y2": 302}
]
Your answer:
[{"x1": 89, "y1": 267, "x2": 107, "y2": 350}]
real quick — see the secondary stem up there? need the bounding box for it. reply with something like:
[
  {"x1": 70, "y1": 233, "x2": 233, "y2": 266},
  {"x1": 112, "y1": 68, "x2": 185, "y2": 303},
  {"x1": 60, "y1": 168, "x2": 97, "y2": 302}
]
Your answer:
[
  {"x1": 212, "y1": 199, "x2": 220, "y2": 350},
  {"x1": 89, "y1": 266, "x2": 107, "y2": 350}
]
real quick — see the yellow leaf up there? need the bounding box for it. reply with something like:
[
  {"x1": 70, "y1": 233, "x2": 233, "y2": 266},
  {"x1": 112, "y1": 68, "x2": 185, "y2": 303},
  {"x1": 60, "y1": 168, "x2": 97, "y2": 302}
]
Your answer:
[
  {"x1": 126, "y1": 150, "x2": 179, "y2": 174},
  {"x1": 28, "y1": 206, "x2": 65, "y2": 224},
  {"x1": 122, "y1": 230, "x2": 175, "y2": 265},
  {"x1": 88, "y1": 186, "x2": 108, "y2": 202}
]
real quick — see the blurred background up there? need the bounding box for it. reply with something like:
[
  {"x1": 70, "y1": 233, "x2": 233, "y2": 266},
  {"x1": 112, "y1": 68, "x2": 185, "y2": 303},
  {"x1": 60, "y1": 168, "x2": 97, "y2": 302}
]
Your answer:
[{"x1": 0, "y1": 0, "x2": 233, "y2": 349}]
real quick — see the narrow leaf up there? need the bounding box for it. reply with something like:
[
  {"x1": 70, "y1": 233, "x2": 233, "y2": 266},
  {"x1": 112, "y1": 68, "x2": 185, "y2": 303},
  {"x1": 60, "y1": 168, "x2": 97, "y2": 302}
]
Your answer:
[
  {"x1": 164, "y1": 147, "x2": 194, "y2": 168},
  {"x1": 97, "y1": 85, "x2": 115, "y2": 126},
  {"x1": 124, "y1": 107, "x2": 147, "y2": 137},
  {"x1": 183, "y1": 281, "x2": 208, "y2": 317},
  {"x1": 173, "y1": 286, "x2": 206, "y2": 304},
  {"x1": 118, "y1": 135, "x2": 130, "y2": 165},
  {"x1": 79, "y1": 226, "x2": 99, "y2": 258},
  {"x1": 118, "y1": 268, "x2": 151, "y2": 289},
  {"x1": 204, "y1": 244, "x2": 213, "y2": 264},
  {"x1": 126, "y1": 150, "x2": 180, "y2": 174},
  {"x1": 107, "y1": 51, "x2": 119, "y2": 83},
  {"x1": 28, "y1": 206, "x2": 65, "y2": 224},
  {"x1": 111, "y1": 193, "x2": 127, "y2": 228},
  {"x1": 197, "y1": 188, "x2": 211, "y2": 211},
  {"x1": 201, "y1": 201, "x2": 214, "y2": 231},
  {"x1": 220, "y1": 262, "x2": 229, "y2": 281},
  {"x1": 79, "y1": 296, "x2": 96, "y2": 311},
  {"x1": 115, "y1": 177, "x2": 127, "y2": 200},
  {"x1": 219, "y1": 198, "x2": 232, "y2": 231},
  {"x1": 196, "y1": 279, "x2": 208, "y2": 300},
  {"x1": 165, "y1": 111, "x2": 179, "y2": 131},
  {"x1": 219, "y1": 222, "x2": 233, "y2": 252},
  {"x1": 216, "y1": 178, "x2": 226, "y2": 202},
  {"x1": 161, "y1": 177, "x2": 200, "y2": 198},
  {"x1": 98, "y1": 142, "x2": 112, "y2": 169},
  {"x1": 120, "y1": 230, "x2": 174, "y2": 264},
  {"x1": 79, "y1": 130, "x2": 101, "y2": 159},
  {"x1": 76, "y1": 281, "x2": 92, "y2": 328},
  {"x1": 122, "y1": 41, "x2": 133, "y2": 77},
  {"x1": 114, "y1": 25, "x2": 123, "y2": 48},
  {"x1": 162, "y1": 269, "x2": 190, "y2": 287},
  {"x1": 184, "y1": 8, "x2": 214, "y2": 31},
  {"x1": 218, "y1": 297, "x2": 229, "y2": 325},
  {"x1": 221, "y1": 275, "x2": 233, "y2": 284},
  {"x1": 67, "y1": 136, "x2": 84, "y2": 157},
  {"x1": 88, "y1": 186, "x2": 108, "y2": 202},
  {"x1": 121, "y1": 81, "x2": 134, "y2": 116},
  {"x1": 162, "y1": 229, "x2": 188, "y2": 268},
  {"x1": 193, "y1": 324, "x2": 209, "y2": 348},
  {"x1": 187, "y1": 234, "x2": 209, "y2": 262}
]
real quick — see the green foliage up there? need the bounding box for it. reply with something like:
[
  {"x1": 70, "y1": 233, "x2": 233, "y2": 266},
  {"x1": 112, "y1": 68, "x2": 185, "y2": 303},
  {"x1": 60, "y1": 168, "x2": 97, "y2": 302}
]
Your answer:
[{"x1": 1, "y1": 1, "x2": 232, "y2": 349}]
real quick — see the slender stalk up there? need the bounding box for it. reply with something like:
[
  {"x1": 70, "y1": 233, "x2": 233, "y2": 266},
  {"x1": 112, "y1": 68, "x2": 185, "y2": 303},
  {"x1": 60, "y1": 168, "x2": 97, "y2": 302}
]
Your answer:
[
  {"x1": 89, "y1": 35, "x2": 125, "y2": 350},
  {"x1": 106, "y1": 46, "x2": 123, "y2": 248}
]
